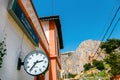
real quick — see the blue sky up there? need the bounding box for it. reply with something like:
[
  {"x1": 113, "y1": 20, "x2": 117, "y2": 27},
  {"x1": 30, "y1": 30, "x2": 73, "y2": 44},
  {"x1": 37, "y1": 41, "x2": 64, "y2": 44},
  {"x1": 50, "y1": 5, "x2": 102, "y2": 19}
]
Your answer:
[{"x1": 32, "y1": 0, "x2": 120, "y2": 53}]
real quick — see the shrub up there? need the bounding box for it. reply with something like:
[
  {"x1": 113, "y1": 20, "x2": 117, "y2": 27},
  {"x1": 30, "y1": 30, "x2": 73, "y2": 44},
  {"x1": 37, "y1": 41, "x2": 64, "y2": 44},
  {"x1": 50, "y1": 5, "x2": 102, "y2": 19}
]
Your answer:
[{"x1": 0, "y1": 40, "x2": 7, "y2": 68}]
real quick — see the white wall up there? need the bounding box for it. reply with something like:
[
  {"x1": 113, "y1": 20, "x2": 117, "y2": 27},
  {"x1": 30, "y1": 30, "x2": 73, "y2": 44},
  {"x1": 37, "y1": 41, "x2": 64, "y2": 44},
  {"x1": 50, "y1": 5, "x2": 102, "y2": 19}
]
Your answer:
[
  {"x1": 0, "y1": 0, "x2": 36, "y2": 80},
  {"x1": 41, "y1": 21, "x2": 50, "y2": 43},
  {"x1": 40, "y1": 20, "x2": 50, "y2": 80}
]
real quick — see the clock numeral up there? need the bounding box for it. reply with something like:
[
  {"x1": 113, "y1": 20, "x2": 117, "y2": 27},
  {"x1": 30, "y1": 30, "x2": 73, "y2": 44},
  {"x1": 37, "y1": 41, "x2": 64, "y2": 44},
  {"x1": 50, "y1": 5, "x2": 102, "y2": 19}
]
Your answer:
[
  {"x1": 35, "y1": 70, "x2": 37, "y2": 73},
  {"x1": 28, "y1": 57, "x2": 31, "y2": 60},
  {"x1": 27, "y1": 66, "x2": 30, "y2": 68},
  {"x1": 43, "y1": 57, "x2": 45, "y2": 59},
  {"x1": 39, "y1": 69, "x2": 42, "y2": 72},
  {"x1": 26, "y1": 61, "x2": 29, "y2": 64},
  {"x1": 36, "y1": 53, "x2": 39, "y2": 55},
  {"x1": 44, "y1": 61, "x2": 47, "y2": 63},
  {"x1": 43, "y1": 65, "x2": 45, "y2": 68}
]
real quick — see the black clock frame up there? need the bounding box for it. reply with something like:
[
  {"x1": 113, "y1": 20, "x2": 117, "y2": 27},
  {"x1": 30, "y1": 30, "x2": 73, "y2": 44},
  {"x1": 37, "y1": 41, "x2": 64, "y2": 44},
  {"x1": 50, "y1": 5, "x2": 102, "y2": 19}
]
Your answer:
[{"x1": 23, "y1": 50, "x2": 49, "y2": 76}]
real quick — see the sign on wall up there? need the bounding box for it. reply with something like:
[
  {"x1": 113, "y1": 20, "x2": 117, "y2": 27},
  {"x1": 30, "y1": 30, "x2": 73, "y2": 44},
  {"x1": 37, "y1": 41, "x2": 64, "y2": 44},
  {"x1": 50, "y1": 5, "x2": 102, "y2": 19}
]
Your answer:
[
  {"x1": 17, "y1": 0, "x2": 49, "y2": 52},
  {"x1": 8, "y1": 0, "x2": 39, "y2": 45}
]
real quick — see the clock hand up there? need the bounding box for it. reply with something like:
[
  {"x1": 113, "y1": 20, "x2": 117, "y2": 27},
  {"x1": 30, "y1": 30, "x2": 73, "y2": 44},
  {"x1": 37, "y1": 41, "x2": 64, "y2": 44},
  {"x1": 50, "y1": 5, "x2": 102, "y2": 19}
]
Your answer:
[
  {"x1": 29, "y1": 62, "x2": 37, "y2": 71},
  {"x1": 29, "y1": 60, "x2": 44, "y2": 71},
  {"x1": 37, "y1": 60, "x2": 44, "y2": 63}
]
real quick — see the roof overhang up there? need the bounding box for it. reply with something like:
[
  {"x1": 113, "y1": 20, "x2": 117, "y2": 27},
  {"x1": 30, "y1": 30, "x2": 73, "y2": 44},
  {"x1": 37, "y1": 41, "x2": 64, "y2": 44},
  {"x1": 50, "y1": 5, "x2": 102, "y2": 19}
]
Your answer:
[{"x1": 40, "y1": 16, "x2": 64, "y2": 49}]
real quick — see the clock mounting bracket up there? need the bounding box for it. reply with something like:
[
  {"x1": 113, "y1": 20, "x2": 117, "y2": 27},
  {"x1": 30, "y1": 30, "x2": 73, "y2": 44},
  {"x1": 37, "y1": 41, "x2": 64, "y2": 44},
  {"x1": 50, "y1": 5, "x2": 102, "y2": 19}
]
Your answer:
[{"x1": 17, "y1": 57, "x2": 24, "y2": 70}]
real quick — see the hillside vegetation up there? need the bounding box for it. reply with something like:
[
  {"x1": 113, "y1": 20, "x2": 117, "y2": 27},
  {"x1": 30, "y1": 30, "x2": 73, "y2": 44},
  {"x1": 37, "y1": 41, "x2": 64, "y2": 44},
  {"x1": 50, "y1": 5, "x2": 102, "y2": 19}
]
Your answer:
[{"x1": 61, "y1": 39, "x2": 120, "y2": 79}]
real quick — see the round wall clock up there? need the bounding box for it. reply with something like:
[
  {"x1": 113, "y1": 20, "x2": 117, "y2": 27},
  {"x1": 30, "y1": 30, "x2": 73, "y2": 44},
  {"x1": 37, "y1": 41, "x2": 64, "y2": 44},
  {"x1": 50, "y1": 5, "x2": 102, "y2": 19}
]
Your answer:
[{"x1": 24, "y1": 50, "x2": 49, "y2": 76}]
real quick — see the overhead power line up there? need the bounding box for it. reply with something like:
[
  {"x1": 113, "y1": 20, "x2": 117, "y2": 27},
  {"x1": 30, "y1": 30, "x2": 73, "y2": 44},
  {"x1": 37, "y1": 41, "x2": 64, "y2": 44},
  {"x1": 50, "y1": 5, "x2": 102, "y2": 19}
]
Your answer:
[
  {"x1": 107, "y1": 17, "x2": 120, "y2": 39},
  {"x1": 91, "y1": 0, "x2": 120, "y2": 60},
  {"x1": 95, "y1": 17, "x2": 120, "y2": 59},
  {"x1": 90, "y1": 0, "x2": 120, "y2": 59},
  {"x1": 52, "y1": 0, "x2": 54, "y2": 15},
  {"x1": 98, "y1": 0, "x2": 120, "y2": 41},
  {"x1": 101, "y1": 6, "x2": 120, "y2": 41}
]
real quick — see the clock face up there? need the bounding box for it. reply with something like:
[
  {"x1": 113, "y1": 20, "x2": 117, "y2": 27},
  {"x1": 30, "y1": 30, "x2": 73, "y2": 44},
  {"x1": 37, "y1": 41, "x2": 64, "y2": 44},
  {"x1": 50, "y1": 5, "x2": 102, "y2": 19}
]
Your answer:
[{"x1": 24, "y1": 50, "x2": 49, "y2": 76}]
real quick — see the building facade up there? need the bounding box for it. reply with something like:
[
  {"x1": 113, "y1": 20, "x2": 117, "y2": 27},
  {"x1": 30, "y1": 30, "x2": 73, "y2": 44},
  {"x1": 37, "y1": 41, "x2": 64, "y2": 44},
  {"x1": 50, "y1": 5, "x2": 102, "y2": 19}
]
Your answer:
[
  {"x1": 0, "y1": 0, "x2": 63, "y2": 80},
  {"x1": 40, "y1": 16, "x2": 63, "y2": 80}
]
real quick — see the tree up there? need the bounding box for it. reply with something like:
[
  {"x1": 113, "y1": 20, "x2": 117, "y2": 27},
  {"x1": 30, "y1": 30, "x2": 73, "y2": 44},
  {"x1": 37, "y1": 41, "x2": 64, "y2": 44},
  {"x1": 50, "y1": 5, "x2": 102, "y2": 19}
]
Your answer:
[
  {"x1": 83, "y1": 63, "x2": 93, "y2": 71},
  {"x1": 100, "y1": 38, "x2": 120, "y2": 53},
  {"x1": 92, "y1": 60, "x2": 105, "y2": 71},
  {"x1": 100, "y1": 38, "x2": 120, "y2": 76},
  {"x1": 68, "y1": 73, "x2": 77, "y2": 78},
  {"x1": 83, "y1": 60, "x2": 105, "y2": 71}
]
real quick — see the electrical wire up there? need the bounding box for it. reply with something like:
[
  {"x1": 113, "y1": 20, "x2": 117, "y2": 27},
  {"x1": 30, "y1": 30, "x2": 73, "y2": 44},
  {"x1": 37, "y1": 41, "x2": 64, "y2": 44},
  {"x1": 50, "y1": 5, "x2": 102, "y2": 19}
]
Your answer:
[
  {"x1": 91, "y1": 0, "x2": 120, "y2": 60},
  {"x1": 95, "y1": 17, "x2": 120, "y2": 59},
  {"x1": 107, "y1": 17, "x2": 120, "y2": 39},
  {"x1": 95, "y1": 18, "x2": 120, "y2": 59},
  {"x1": 101, "y1": 6, "x2": 120, "y2": 42},
  {"x1": 98, "y1": 0, "x2": 120, "y2": 42},
  {"x1": 52, "y1": 0, "x2": 54, "y2": 15},
  {"x1": 98, "y1": 0, "x2": 120, "y2": 41}
]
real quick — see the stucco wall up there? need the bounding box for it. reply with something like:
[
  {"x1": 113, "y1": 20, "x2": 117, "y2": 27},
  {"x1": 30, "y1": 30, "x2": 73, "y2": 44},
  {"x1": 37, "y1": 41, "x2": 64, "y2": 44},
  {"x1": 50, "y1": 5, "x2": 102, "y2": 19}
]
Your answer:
[
  {"x1": 41, "y1": 21, "x2": 50, "y2": 43},
  {"x1": 0, "y1": 0, "x2": 36, "y2": 80}
]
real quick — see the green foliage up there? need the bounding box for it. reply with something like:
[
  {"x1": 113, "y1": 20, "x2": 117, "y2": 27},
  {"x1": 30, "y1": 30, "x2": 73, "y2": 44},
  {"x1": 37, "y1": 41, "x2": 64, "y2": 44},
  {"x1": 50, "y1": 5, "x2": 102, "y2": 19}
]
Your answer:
[
  {"x1": 100, "y1": 38, "x2": 120, "y2": 53},
  {"x1": 104, "y1": 52, "x2": 120, "y2": 76},
  {"x1": 92, "y1": 60, "x2": 105, "y2": 71},
  {"x1": 100, "y1": 38, "x2": 120, "y2": 76},
  {"x1": 80, "y1": 38, "x2": 120, "y2": 79},
  {"x1": 83, "y1": 60, "x2": 105, "y2": 71},
  {"x1": 68, "y1": 53, "x2": 72, "y2": 56},
  {"x1": 79, "y1": 70, "x2": 111, "y2": 80},
  {"x1": 0, "y1": 40, "x2": 7, "y2": 68},
  {"x1": 83, "y1": 63, "x2": 93, "y2": 71},
  {"x1": 73, "y1": 38, "x2": 120, "y2": 79},
  {"x1": 68, "y1": 73, "x2": 77, "y2": 78}
]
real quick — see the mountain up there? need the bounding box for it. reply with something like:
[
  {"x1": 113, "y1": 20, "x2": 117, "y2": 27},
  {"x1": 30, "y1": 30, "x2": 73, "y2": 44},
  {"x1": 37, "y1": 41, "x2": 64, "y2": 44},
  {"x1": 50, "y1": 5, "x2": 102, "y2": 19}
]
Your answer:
[{"x1": 61, "y1": 40, "x2": 105, "y2": 74}]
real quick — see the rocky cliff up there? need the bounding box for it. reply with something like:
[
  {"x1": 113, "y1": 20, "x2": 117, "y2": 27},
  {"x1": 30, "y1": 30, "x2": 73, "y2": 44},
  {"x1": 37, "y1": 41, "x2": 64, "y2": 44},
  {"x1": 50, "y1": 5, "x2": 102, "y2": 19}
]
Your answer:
[{"x1": 61, "y1": 40, "x2": 105, "y2": 74}]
